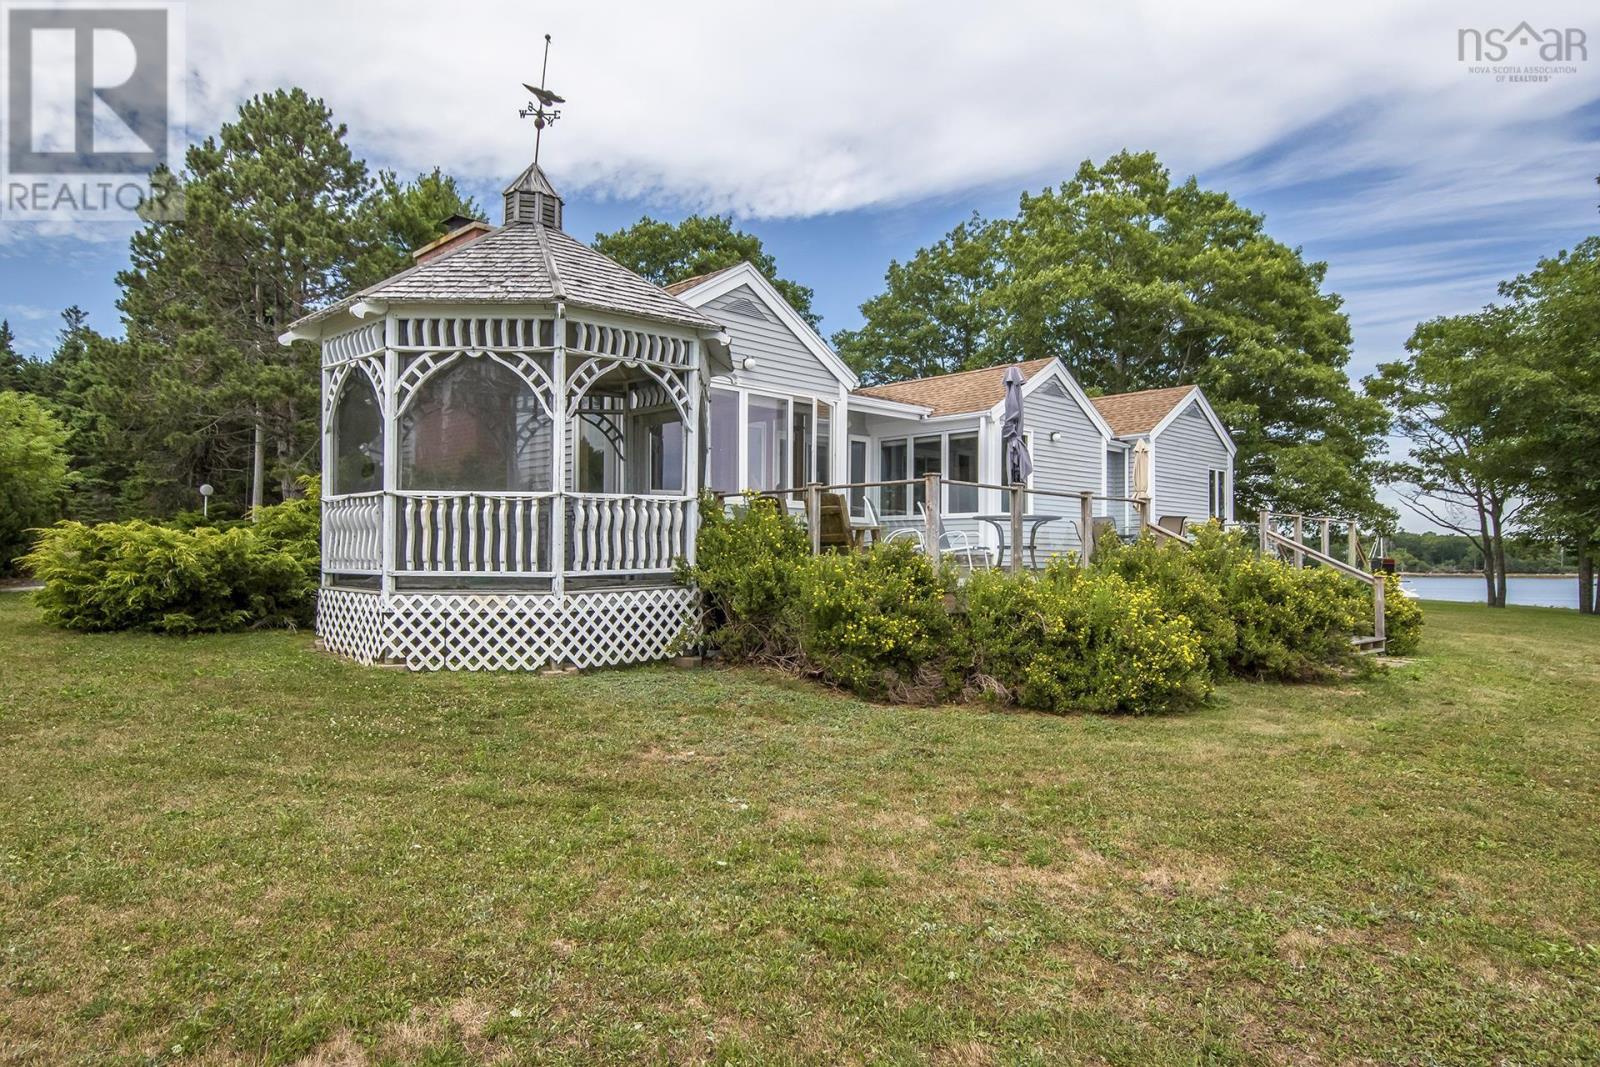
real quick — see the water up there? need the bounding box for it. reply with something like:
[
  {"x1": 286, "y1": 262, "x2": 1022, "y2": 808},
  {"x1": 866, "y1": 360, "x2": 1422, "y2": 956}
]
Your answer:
[{"x1": 1402, "y1": 574, "x2": 1582, "y2": 610}]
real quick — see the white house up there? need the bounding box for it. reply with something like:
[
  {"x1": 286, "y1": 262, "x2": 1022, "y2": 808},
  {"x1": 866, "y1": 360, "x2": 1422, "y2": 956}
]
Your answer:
[{"x1": 287, "y1": 160, "x2": 1234, "y2": 671}]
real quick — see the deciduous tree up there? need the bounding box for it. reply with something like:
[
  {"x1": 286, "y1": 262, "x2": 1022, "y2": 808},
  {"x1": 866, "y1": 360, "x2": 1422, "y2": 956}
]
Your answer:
[
  {"x1": 833, "y1": 215, "x2": 1004, "y2": 383},
  {"x1": 594, "y1": 214, "x2": 819, "y2": 328},
  {"x1": 1367, "y1": 308, "x2": 1526, "y2": 607},
  {"x1": 837, "y1": 152, "x2": 1390, "y2": 521},
  {"x1": 0, "y1": 391, "x2": 71, "y2": 573},
  {"x1": 1496, "y1": 237, "x2": 1600, "y2": 614}
]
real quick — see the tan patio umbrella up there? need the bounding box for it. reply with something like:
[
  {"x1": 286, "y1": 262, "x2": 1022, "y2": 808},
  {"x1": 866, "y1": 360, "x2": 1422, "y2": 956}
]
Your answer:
[{"x1": 1131, "y1": 439, "x2": 1152, "y2": 500}]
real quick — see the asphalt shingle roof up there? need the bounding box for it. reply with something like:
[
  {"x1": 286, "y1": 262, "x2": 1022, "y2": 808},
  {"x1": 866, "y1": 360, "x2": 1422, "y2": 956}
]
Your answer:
[
  {"x1": 663, "y1": 264, "x2": 743, "y2": 296},
  {"x1": 1090, "y1": 384, "x2": 1198, "y2": 436},
  {"x1": 851, "y1": 358, "x2": 1055, "y2": 416}
]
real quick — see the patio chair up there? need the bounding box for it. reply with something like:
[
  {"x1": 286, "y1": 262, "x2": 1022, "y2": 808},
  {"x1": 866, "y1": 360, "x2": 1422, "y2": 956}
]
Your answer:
[
  {"x1": 886, "y1": 505, "x2": 994, "y2": 570},
  {"x1": 1156, "y1": 514, "x2": 1188, "y2": 537},
  {"x1": 1090, "y1": 515, "x2": 1120, "y2": 556},
  {"x1": 813, "y1": 492, "x2": 857, "y2": 552},
  {"x1": 849, "y1": 495, "x2": 884, "y2": 548}
]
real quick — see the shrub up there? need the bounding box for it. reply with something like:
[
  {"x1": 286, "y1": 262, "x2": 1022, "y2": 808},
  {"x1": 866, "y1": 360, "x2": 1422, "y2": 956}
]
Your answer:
[
  {"x1": 1095, "y1": 535, "x2": 1236, "y2": 674},
  {"x1": 967, "y1": 563, "x2": 1211, "y2": 714},
  {"x1": 0, "y1": 390, "x2": 71, "y2": 575},
  {"x1": 678, "y1": 493, "x2": 811, "y2": 660},
  {"x1": 1378, "y1": 573, "x2": 1424, "y2": 656},
  {"x1": 22, "y1": 492, "x2": 320, "y2": 634},
  {"x1": 792, "y1": 539, "x2": 962, "y2": 701},
  {"x1": 1181, "y1": 525, "x2": 1363, "y2": 679}
]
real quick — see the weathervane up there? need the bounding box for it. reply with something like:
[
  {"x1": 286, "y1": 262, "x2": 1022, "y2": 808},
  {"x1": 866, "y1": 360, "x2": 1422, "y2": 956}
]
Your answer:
[{"x1": 519, "y1": 34, "x2": 565, "y2": 163}]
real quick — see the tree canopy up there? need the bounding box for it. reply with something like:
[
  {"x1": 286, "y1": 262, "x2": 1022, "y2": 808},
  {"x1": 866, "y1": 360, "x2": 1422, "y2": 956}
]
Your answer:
[
  {"x1": 1495, "y1": 237, "x2": 1600, "y2": 612},
  {"x1": 0, "y1": 390, "x2": 71, "y2": 573},
  {"x1": 834, "y1": 152, "x2": 1389, "y2": 522},
  {"x1": 1367, "y1": 307, "x2": 1527, "y2": 606},
  {"x1": 593, "y1": 214, "x2": 820, "y2": 328},
  {"x1": 103, "y1": 91, "x2": 476, "y2": 517}
]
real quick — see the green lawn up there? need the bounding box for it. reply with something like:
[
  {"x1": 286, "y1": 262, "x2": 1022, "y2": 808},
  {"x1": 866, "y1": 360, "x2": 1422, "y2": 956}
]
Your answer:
[{"x1": 0, "y1": 595, "x2": 1596, "y2": 1065}]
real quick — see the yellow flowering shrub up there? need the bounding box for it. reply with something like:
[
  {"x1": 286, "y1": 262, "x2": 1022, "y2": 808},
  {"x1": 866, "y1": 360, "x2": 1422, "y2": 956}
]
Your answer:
[
  {"x1": 1095, "y1": 533, "x2": 1236, "y2": 674},
  {"x1": 792, "y1": 540, "x2": 963, "y2": 701},
  {"x1": 678, "y1": 493, "x2": 810, "y2": 660},
  {"x1": 966, "y1": 564, "x2": 1211, "y2": 714},
  {"x1": 1182, "y1": 524, "x2": 1382, "y2": 678},
  {"x1": 1376, "y1": 572, "x2": 1424, "y2": 656}
]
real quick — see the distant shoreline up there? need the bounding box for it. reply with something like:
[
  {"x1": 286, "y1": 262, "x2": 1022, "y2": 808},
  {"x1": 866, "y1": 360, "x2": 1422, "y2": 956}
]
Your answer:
[{"x1": 1399, "y1": 572, "x2": 1579, "y2": 579}]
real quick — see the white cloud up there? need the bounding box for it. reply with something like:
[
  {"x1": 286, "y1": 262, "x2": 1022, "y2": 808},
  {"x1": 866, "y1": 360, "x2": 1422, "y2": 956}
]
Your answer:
[{"x1": 168, "y1": 0, "x2": 1596, "y2": 219}]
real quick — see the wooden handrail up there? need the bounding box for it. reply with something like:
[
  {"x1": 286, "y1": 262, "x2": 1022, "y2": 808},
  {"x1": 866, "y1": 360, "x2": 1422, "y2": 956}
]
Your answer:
[{"x1": 1262, "y1": 527, "x2": 1375, "y2": 585}]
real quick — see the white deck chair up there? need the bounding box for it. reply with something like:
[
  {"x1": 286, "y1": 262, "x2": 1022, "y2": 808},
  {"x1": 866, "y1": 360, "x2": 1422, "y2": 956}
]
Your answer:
[{"x1": 886, "y1": 504, "x2": 994, "y2": 570}]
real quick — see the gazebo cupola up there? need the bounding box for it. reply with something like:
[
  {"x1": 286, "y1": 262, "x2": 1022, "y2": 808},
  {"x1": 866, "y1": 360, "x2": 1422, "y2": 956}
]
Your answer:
[
  {"x1": 504, "y1": 161, "x2": 563, "y2": 228},
  {"x1": 283, "y1": 139, "x2": 731, "y2": 672}
]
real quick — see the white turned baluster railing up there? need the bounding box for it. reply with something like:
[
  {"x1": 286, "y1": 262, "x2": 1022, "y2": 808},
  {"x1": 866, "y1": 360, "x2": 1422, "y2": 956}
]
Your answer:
[
  {"x1": 566, "y1": 494, "x2": 689, "y2": 573},
  {"x1": 394, "y1": 492, "x2": 551, "y2": 575},
  {"x1": 324, "y1": 493, "x2": 384, "y2": 572},
  {"x1": 332, "y1": 491, "x2": 689, "y2": 578}
]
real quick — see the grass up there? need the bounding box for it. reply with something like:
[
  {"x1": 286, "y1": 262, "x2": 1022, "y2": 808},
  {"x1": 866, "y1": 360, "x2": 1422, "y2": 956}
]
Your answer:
[{"x1": 0, "y1": 595, "x2": 1596, "y2": 1065}]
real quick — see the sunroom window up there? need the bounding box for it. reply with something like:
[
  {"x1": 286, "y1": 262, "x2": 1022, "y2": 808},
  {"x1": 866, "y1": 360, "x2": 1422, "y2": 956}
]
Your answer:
[
  {"x1": 947, "y1": 432, "x2": 979, "y2": 513},
  {"x1": 708, "y1": 388, "x2": 739, "y2": 493},
  {"x1": 746, "y1": 395, "x2": 788, "y2": 492}
]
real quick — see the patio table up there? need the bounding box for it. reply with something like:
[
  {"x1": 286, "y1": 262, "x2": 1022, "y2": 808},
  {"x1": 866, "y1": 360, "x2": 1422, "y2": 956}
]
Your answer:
[{"x1": 973, "y1": 513, "x2": 1071, "y2": 569}]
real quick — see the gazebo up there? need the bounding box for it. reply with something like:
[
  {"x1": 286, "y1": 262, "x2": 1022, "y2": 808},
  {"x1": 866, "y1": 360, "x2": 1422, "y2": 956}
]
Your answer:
[{"x1": 281, "y1": 161, "x2": 730, "y2": 670}]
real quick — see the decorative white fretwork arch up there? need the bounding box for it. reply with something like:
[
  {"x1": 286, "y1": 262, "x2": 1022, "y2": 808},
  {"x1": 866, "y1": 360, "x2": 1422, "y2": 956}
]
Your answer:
[
  {"x1": 325, "y1": 355, "x2": 387, "y2": 421},
  {"x1": 396, "y1": 349, "x2": 557, "y2": 419},
  {"x1": 565, "y1": 357, "x2": 692, "y2": 425}
]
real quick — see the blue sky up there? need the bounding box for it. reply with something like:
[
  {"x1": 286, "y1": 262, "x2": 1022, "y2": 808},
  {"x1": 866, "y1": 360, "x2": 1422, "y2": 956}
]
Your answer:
[{"x1": 2, "y1": 2, "x2": 1597, "y2": 529}]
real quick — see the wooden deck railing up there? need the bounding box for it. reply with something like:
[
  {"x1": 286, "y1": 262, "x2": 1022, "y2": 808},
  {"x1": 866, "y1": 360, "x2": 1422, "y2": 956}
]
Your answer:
[
  {"x1": 767, "y1": 476, "x2": 1155, "y2": 573},
  {"x1": 1258, "y1": 508, "x2": 1387, "y2": 650}
]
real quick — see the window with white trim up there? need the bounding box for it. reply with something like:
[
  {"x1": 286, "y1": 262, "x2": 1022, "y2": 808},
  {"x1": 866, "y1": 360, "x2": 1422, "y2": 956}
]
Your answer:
[
  {"x1": 1208, "y1": 468, "x2": 1229, "y2": 519},
  {"x1": 705, "y1": 386, "x2": 835, "y2": 495}
]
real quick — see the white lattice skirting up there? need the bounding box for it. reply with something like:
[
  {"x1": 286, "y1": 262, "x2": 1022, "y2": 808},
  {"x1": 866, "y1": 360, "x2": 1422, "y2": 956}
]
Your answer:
[{"x1": 316, "y1": 586, "x2": 698, "y2": 672}]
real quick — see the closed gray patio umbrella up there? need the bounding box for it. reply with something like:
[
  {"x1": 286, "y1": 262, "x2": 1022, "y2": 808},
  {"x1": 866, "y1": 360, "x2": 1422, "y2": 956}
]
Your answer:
[{"x1": 1001, "y1": 364, "x2": 1033, "y2": 485}]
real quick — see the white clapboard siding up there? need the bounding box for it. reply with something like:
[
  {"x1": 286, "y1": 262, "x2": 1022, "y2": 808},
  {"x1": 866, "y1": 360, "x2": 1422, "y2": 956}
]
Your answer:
[{"x1": 704, "y1": 284, "x2": 839, "y2": 396}]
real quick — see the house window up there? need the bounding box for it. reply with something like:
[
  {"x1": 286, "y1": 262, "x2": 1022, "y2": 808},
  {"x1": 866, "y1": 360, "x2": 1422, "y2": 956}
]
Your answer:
[
  {"x1": 708, "y1": 389, "x2": 833, "y2": 496},
  {"x1": 947, "y1": 432, "x2": 979, "y2": 514},
  {"x1": 1208, "y1": 468, "x2": 1228, "y2": 519},
  {"x1": 708, "y1": 388, "x2": 739, "y2": 493},
  {"x1": 880, "y1": 439, "x2": 908, "y2": 515},
  {"x1": 912, "y1": 435, "x2": 942, "y2": 512},
  {"x1": 848, "y1": 437, "x2": 867, "y2": 517},
  {"x1": 746, "y1": 395, "x2": 787, "y2": 492}
]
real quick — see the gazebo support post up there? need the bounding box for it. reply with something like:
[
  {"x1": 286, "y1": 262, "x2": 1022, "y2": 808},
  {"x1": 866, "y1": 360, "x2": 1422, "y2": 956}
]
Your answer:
[
  {"x1": 550, "y1": 301, "x2": 568, "y2": 595},
  {"x1": 380, "y1": 315, "x2": 399, "y2": 597}
]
